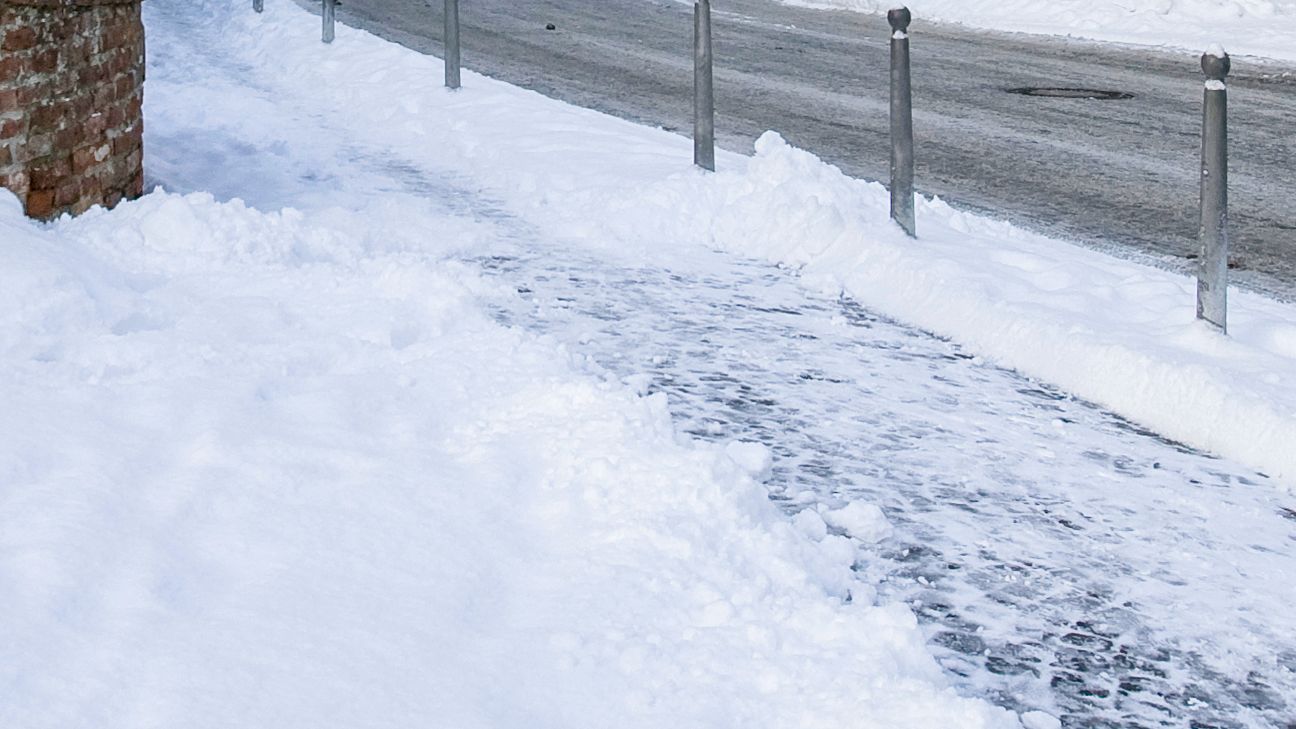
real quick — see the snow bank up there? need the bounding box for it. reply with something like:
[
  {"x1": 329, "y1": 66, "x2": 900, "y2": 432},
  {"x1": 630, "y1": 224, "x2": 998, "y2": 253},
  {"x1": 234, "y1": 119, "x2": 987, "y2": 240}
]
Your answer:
[
  {"x1": 214, "y1": 0, "x2": 1296, "y2": 487},
  {"x1": 774, "y1": 0, "x2": 1296, "y2": 62},
  {"x1": 627, "y1": 133, "x2": 1296, "y2": 488},
  {"x1": 0, "y1": 190, "x2": 1016, "y2": 727}
]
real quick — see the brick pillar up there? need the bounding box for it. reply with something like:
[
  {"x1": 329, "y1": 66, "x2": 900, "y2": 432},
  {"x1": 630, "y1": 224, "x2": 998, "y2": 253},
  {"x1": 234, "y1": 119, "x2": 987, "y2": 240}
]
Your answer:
[{"x1": 0, "y1": 0, "x2": 144, "y2": 220}]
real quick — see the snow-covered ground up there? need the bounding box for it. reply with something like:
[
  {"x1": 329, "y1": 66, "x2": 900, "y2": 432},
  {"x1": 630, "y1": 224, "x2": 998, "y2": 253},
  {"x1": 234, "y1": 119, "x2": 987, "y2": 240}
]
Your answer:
[
  {"x1": 215, "y1": 0, "x2": 1296, "y2": 488},
  {"x1": 774, "y1": 0, "x2": 1296, "y2": 63},
  {"x1": 3, "y1": 0, "x2": 1295, "y2": 727},
  {"x1": 0, "y1": 17, "x2": 1013, "y2": 729}
]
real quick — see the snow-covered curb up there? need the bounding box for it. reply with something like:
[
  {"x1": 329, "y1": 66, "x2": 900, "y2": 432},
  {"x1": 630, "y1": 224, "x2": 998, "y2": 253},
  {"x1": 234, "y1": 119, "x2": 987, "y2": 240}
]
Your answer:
[
  {"x1": 772, "y1": 0, "x2": 1296, "y2": 63},
  {"x1": 215, "y1": 0, "x2": 1296, "y2": 487}
]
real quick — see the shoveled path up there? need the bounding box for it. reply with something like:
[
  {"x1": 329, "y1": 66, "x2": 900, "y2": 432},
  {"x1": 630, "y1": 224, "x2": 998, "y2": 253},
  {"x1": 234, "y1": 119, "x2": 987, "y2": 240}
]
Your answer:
[{"x1": 463, "y1": 234, "x2": 1296, "y2": 729}]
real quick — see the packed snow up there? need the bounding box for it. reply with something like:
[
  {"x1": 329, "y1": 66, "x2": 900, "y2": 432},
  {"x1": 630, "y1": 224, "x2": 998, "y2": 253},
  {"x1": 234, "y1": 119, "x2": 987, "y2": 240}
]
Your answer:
[
  {"x1": 774, "y1": 0, "x2": 1296, "y2": 62},
  {"x1": 3, "y1": 0, "x2": 1295, "y2": 727}
]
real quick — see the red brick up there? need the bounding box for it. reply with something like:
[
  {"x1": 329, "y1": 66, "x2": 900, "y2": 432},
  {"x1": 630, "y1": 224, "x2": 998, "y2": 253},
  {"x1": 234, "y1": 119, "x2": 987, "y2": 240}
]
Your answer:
[
  {"x1": 109, "y1": 53, "x2": 131, "y2": 76},
  {"x1": 113, "y1": 74, "x2": 134, "y2": 98},
  {"x1": 84, "y1": 112, "x2": 106, "y2": 136},
  {"x1": 0, "y1": 117, "x2": 23, "y2": 141},
  {"x1": 83, "y1": 62, "x2": 107, "y2": 85},
  {"x1": 28, "y1": 154, "x2": 69, "y2": 188},
  {"x1": 70, "y1": 193, "x2": 95, "y2": 216},
  {"x1": 25, "y1": 188, "x2": 54, "y2": 219},
  {"x1": 70, "y1": 94, "x2": 93, "y2": 119},
  {"x1": 31, "y1": 48, "x2": 58, "y2": 74},
  {"x1": 2, "y1": 170, "x2": 29, "y2": 195},
  {"x1": 109, "y1": 131, "x2": 135, "y2": 157},
  {"x1": 0, "y1": 54, "x2": 29, "y2": 80},
  {"x1": 54, "y1": 179, "x2": 79, "y2": 206},
  {"x1": 2, "y1": 27, "x2": 37, "y2": 52},
  {"x1": 25, "y1": 132, "x2": 51, "y2": 158},
  {"x1": 3, "y1": 0, "x2": 143, "y2": 219},
  {"x1": 28, "y1": 103, "x2": 62, "y2": 130},
  {"x1": 51, "y1": 126, "x2": 79, "y2": 150},
  {"x1": 72, "y1": 145, "x2": 97, "y2": 172}
]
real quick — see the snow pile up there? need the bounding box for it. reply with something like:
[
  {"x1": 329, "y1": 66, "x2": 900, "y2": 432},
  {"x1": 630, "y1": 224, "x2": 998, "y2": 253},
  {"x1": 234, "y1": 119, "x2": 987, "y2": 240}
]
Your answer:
[
  {"x1": 824, "y1": 502, "x2": 894, "y2": 543},
  {"x1": 776, "y1": 0, "x2": 1296, "y2": 61},
  {"x1": 213, "y1": 0, "x2": 1296, "y2": 486},
  {"x1": 0, "y1": 190, "x2": 1016, "y2": 727}
]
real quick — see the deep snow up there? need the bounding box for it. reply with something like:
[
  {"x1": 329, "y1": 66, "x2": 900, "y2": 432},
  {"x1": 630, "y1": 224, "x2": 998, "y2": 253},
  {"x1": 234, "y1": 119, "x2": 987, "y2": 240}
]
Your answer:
[
  {"x1": 0, "y1": 151, "x2": 1012, "y2": 729},
  {"x1": 3, "y1": 0, "x2": 1295, "y2": 727},
  {"x1": 0, "y1": 3, "x2": 1015, "y2": 728},
  {"x1": 774, "y1": 0, "x2": 1296, "y2": 63}
]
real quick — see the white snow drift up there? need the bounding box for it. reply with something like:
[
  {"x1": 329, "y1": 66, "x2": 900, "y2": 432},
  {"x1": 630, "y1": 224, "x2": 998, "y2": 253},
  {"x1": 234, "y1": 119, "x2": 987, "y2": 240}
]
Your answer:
[
  {"x1": 4, "y1": 0, "x2": 1295, "y2": 726},
  {"x1": 775, "y1": 0, "x2": 1296, "y2": 62},
  {"x1": 0, "y1": 188, "x2": 1014, "y2": 728}
]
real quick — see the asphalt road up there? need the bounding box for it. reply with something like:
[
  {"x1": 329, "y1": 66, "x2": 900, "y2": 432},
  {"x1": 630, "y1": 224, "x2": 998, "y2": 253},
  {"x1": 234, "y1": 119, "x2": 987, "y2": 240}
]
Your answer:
[{"x1": 319, "y1": 0, "x2": 1296, "y2": 299}]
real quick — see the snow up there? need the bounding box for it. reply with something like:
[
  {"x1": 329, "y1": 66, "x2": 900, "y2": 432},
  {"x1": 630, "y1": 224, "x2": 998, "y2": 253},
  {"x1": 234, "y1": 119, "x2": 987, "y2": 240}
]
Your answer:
[
  {"x1": 824, "y1": 502, "x2": 894, "y2": 543},
  {"x1": 235, "y1": 7, "x2": 1296, "y2": 486},
  {"x1": 724, "y1": 440, "x2": 775, "y2": 477},
  {"x1": 0, "y1": 2, "x2": 1021, "y2": 728},
  {"x1": 775, "y1": 0, "x2": 1296, "y2": 62},
  {"x1": 4, "y1": 0, "x2": 1296, "y2": 726},
  {"x1": 1020, "y1": 711, "x2": 1062, "y2": 729},
  {"x1": 0, "y1": 187, "x2": 1013, "y2": 727},
  {"x1": 793, "y1": 508, "x2": 830, "y2": 540},
  {"x1": 196, "y1": 0, "x2": 1296, "y2": 488}
]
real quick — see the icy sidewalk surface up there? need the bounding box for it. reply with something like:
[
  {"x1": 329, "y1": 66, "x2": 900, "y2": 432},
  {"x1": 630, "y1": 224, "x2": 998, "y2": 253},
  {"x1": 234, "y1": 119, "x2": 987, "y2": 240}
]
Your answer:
[
  {"x1": 140, "y1": 1, "x2": 1296, "y2": 727},
  {"x1": 472, "y1": 240, "x2": 1296, "y2": 729}
]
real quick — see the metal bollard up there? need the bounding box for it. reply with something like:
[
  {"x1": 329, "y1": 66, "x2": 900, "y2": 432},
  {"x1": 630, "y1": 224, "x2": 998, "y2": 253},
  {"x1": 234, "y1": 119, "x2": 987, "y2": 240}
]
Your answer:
[
  {"x1": 445, "y1": 0, "x2": 461, "y2": 89},
  {"x1": 322, "y1": 0, "x2": 335, "y2": 43},
  {"x1": 694, "y1": 0, "x2": 715, "y2": 171},
  {"x1": 888, "y1": 7, "x2": 916, "y2": 237},
  {"x1": 1196, "y1": 48, "x2": 1230, "y2": 333},
  {"x1": 254, "y1": 0, "x2": 263, "y2": 13}
]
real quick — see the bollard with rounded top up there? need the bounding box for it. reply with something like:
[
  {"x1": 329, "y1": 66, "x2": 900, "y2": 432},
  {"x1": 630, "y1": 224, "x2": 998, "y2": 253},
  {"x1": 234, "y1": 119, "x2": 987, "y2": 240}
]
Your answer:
[
  {"x1": 322, "y1": 0, "x2": 335, "y2": 43},
  {"x1": 1196, "y1": 48, "x2": 1230, "y2": 333},
  {"x1": 694, "y1": 0, "x2": 716, "y2": 171},
  {"x1": 888, "y1": 7, "x2": 916, "y2": 237},
  {"x1": 253, "y1": 0, "x2": 263, "y2": 12},
  {"x1": 445, "y1": 0, "x2": 461, "y2": 89}
]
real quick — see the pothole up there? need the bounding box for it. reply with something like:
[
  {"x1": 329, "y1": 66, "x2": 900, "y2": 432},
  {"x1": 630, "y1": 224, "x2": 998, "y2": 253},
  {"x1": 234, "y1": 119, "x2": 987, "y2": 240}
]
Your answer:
[{"x1": 1007, "y1": 87, "x2": 1134, "y2": 100}]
